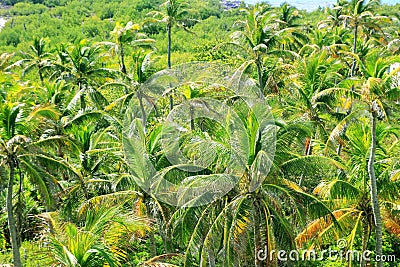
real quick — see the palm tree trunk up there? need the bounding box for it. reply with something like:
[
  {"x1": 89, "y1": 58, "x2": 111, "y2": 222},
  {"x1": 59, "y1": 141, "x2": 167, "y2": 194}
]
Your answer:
[
  {"x1": 81, "y1": 180, "x2": 90, "y2": 200},
  {"x1": 167, "y1": 25, "x2": 172, "y2": 69},
  {"x1": 337, "y1": 24, "x2": 358, "y2": 156},
  {"x1": 169, "y1": 95, "x2": 174, "y2": 112},
  {"x1": 38, "y1": 67, "x2": 44, "y2": 86},
  {"x1": 120, "y1": 43, "x2": 127, "y2": 75},
  {"x1": 167, "y1": 25, "x2": 174, "y2": 111},
  {"x1": 351, "y1": 24, "x2": 358, "y2": 77},
  {"x1": 190, "y1": 104, "x2": 195, "y2": 131},
  {"x1": 207, "y1": 248, "x2": 216, "y2": 267},
  {"x1": 16, "y1": 170, "x2": 24, "y2": 246},
  {"x1": 299, "y1": 137, "x2": 312, "y2": 186},
  {"x1": 336, "y1": 138, "x2": 343, "y2": 156},
  {"x1": 222, "y1": 197, "x2": 229, "y2": 266},
  {"x1": 256, "y1": 61, "x2": 264, "y2": 96},
  {"x1": 79, "y1": 81, "x2": 86, "y2": 110},
  {"x1": 145, "y1": 200, "x2": 157, "y2": 257},
  {"x1": 148, "y1": 231, "x2": 157, "y2": 257},
  {"x1": 360, "y1": 223, "x2": 371, "y2": 267},
  {"x1": 368, "y1": 112, "x2": 383, "y2": 267},
  {"x1": 253, "y1": 200, "x2": 262, "y2": 267},
  {"x1": 138, "y1": 90, "x2": 147, "y2": 127},
  {"x1": 7, "y1": 156, "x2": 22, "y2": 267}
]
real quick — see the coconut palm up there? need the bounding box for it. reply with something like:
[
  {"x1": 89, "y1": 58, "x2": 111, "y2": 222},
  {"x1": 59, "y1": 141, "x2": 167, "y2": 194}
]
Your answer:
[
  {"x1": 7, "y1": 38, "x2": 51, "y2": 85},
  {"x1": 318, "y1": 0, "x2": 347, "y2": 30},
  {"x1": 101, "y1": 21, "x2": 155, "y2": 74},
  {"x1": 358, "y1": 51, "x2": 399, "y2": 267},
  {"x1": 335, "y1": 0, "x2": 390, "y2": 156},
  {"x1": 52, "y1": 120, "x2": 123, "y2": 206},
  {"x1": 326, "y1": 49, "x2": 400, "y2": 266},
  {"x1": 317, "y1": 0, "x2": 351, "y2": 47},
  {"x1": 168, "y1": 100, "x2": 337, "y2": 267},
  {"x1": 104, "y1": 50, "x2": 156, "y2": 123},
  {"x1": 229, "y1": 4, "x2": 297, "y2": 94},
  {"x1": 40, "y1": 206, "x2": 149, "y2": 267},
  {"x1": 339, "y1": 0, "x2": 384, "y2": 77},
  {"x1": 0, "y1": 99, "x2": 61, "y2": 267},
  {"x1": 276, "y1": 2, "x2": 300, "y2": 29},
  {"x1": 281, "y1": 50, "x2": 347, "y2": 186},
  {"x1": 297, "y1": 122, "x2": 400, "y2": 267},
  {"x1": 148, "y1": 0, "x2": 191, "y2": 70},
  {"x1": 0, "y1": 53, "x2": 14, "y2": 72},
  {"x1": 275, "y1": 2, "x2": 307, "y2": 52},
  {"x1": 51, "y1": 41, "x2": 118, "y2": 110},
  {"x1": 120, "y1": 62, "x2": 340, "y2": 266},
  {"x1": 147, "y1": 0, "x2": 195, "y2": 110}
]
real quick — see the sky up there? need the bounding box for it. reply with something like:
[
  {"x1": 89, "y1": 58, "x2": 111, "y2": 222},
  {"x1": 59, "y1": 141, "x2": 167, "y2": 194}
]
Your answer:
[{"x1": 243, "y1": 0, "x2": 400, "y2": 11}]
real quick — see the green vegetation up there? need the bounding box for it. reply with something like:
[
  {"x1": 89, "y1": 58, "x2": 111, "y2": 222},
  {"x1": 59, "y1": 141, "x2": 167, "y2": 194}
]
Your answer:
[{"x1": 0, "y1": 0, "x2": 400, "y2": 266}]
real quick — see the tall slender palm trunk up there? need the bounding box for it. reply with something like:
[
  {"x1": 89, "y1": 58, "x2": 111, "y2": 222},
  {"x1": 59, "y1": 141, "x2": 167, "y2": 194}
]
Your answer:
[
  {"x1": 80, "y1": 179, "x2": 90, "y2": 200},
  {"x1": 360, "y1": 223, "x2": 371, "y2": 267},
  {"x1": 167, "y1": 26, "x2": 172, "y2": 69},
  {"x1": 120, "y1": 43, "x2": 127, "y2": 75},
  {"x1": 253, "y1": 200, "x2": 262, "y2": 267},
  {"x1": 368, "y1": 112, "x2": 383, "y2": 267},
  {"x1": 350, "y1": 25, "x2": 358, "y2": 77},
  {"x1": 337, "y1": 24, "x2": 358, "y2": 156},
  {"x1": 138, "y1": 90, "x2": 147, "y2": 127},
  {"x1": 256, "y1": 60, "x2": 264, "y2": 96},
  {"x1": 145, "y1": 198, "x2": 157, "y2": 257},
  {"x1": 38, "y1": 66, "x2": 44, "y2": 86},
  {"x1": 7, "y1": 156, "x2": 22, "y2": 267},
  {"x1": 207, "y1": 248, "x2": 216, "y2": 267},
  {"x1": 79, "y1": 81, "x2": 86, "y2": 110},
  {"x1": 299, "y1": 136, "x2": 313, "y2": 187},
  {"x1": 167, "y1": 25, "x2": 174, "y2": 111}
]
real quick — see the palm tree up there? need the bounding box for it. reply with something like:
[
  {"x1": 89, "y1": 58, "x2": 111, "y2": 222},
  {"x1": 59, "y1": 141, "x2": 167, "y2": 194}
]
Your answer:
[
  {"x1": 358, "y1": 50, "x2": 400, "y2": 267},
  {"x1": 148, "y1": 0, "x2": 190, "y2": 69},
  {"x1": 0, "y1": 100, "x2": 61, "y2": 267},
  {"x1": 122, "y1": 62, "x2": 338, "y2": 266},
  {"x1": 339, "y1": 0, "x2": 384, "y2": 79},
  {"x1": 110, "y1": 21, "x2": 139, "y2": 75},
  {"x1": 101, "y1": 21, "x2": 155, "y2": 74},
  {"x1": 317, "y1": 0, "x2": 351, "y2": 47},
  {"x1": 283, "y1": 50, "x2": 346, "y2": 185},
  {"x1": 0, "y1": 53, "x2": 14, "y2": 72},
  {"x1": 318, "y1": 0, "x2": 347, "y2": 30},
  {"x1": 51, "y1": 41, "x2": 118, "y2": 110},
  {"x1": 52, "y1": 120, "x2": 123, "y2": 207},
  {"x1": 161, "y1": 97, "x2": 342, "y2": 266},
  {"x1": 297, "y1": 123, "x2": 400, "y2": 267},
  {"x1": 40, "y1": 206, "x2": 149, "y2": 267},
  {"x1": 276, "y1": 2, "x2": 300, "y2": 29},
  {"x1": 147, "y1": 0, "x2": 194, "y2": 110},
  {"x1": 326, "y1": 49, "x2": 400, "y2": 267},
  {"x1": 0, "y1": 135, "x2": 23, "y2": 267},
  {"x1": 7, "y1": 38, "x2": 51, "y2": 85},
  {"x1": 104, "y1": 50, "x2": 156, "y2": 123},
  {"x1": 229, "y1": 4, "x2": 296, "y2": 94},
  {"x1": 336, "y1": 0, "x2": 390, "y2": 155},
  {"x1": 275, "y1": 2, "x2": 307, "y2": 52}
]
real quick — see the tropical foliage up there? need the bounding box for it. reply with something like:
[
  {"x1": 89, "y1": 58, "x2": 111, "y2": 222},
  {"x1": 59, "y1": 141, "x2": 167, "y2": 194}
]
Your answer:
[{"x1": 0, "y1": 0, "x2": 399, "y2": 267}]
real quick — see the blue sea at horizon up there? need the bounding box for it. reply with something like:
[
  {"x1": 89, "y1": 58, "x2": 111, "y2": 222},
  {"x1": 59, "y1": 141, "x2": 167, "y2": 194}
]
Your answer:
[{"x1": 243, "y1": 0, "x2": 400, "y2": 11}]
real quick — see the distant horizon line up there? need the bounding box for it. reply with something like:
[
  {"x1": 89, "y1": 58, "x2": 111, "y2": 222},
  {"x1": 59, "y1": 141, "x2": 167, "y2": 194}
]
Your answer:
[{"x1": 241, "y1": 0, "x2": 400, "y2": 11}]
